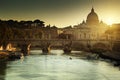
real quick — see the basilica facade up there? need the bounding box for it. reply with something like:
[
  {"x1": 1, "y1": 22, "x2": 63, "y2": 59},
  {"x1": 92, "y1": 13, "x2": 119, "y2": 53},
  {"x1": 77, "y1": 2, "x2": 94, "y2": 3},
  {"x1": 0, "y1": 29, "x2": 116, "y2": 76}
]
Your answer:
[{"x1": 63, "y1": 8, "x2": 109, "y2": 40}]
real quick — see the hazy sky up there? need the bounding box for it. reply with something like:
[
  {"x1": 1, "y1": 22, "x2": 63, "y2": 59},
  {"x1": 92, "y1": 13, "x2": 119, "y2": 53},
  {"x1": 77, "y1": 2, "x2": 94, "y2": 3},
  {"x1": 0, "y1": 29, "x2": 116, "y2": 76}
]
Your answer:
[{"x1": 0, "y1": 0, "x2": 120, "y2": 27}]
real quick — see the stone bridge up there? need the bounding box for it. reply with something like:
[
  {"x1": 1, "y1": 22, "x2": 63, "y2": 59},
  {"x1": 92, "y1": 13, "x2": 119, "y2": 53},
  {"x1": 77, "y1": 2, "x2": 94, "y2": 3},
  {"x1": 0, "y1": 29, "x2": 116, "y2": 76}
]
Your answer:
[{"x1": 9, "y1": 39, "x2": 114, "y2": 50}]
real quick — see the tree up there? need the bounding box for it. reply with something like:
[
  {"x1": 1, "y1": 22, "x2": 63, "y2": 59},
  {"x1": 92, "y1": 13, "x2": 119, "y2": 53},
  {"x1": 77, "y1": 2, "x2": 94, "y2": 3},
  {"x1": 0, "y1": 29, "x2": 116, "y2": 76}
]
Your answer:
[
  {"x1": 46, "y1": 24, "x2": 51, "y2": 29},
  {"x1": 34, "y1": 19, "x2": 45, "y2": 28},
  {"x1": 51, "y1": 25, "x2": 58, "y2": 29},
  {"x1": 0, "y1": 26, "x2": 14, "y2": 49},
  {"x1": 25, "y1": 21, "x2": 33, "y2": 28}
]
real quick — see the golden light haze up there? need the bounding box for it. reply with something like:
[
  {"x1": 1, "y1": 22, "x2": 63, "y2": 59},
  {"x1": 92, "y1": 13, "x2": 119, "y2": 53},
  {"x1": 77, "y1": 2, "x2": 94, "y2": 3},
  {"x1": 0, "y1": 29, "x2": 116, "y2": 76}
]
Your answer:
[{"x1": 0, "y1": 0, "x2": 120, "y2": 27}]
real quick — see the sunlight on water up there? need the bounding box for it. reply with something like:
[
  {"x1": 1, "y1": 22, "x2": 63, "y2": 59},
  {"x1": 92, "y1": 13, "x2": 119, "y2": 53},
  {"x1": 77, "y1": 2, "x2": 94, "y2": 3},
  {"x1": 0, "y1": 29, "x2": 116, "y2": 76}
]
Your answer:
[{"x1": 2, "y1": 50, "x2": 120, "y2": 80}]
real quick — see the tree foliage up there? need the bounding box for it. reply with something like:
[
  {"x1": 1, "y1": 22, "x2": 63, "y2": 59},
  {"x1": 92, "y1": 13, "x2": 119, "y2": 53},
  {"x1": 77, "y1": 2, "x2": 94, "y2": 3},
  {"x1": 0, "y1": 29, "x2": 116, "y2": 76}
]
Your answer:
[{"x1": 0, "y1": 19, "x2": 58, "y2": 49}]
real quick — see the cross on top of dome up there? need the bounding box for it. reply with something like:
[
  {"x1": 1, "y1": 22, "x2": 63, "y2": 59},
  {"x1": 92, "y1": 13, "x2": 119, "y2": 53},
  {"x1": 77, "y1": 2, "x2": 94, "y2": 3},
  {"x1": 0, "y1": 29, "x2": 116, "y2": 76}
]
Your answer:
[{"x1": 91, "y1": 7, "x2": 94, "y2": 12}]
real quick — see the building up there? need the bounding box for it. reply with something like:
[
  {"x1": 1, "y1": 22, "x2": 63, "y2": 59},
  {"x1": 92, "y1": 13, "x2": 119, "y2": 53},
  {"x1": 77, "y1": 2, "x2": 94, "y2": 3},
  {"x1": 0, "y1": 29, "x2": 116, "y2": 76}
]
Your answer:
[
  {"x1": 12, "y1": 28, "x2": 58, "y2": 40},
  {"x1": 63, "y1": 8, "x2": 109, "y2": 40},
  {"x1": 108, "y1": 24, "x2": 120, "y2": 40}
]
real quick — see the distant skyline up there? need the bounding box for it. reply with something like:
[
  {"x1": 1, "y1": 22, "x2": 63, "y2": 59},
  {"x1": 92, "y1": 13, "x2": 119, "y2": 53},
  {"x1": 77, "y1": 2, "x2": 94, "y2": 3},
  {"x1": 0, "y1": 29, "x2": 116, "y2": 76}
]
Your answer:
[{"x1": 0, "y1": 0, "x2": 120, "y2": 27}]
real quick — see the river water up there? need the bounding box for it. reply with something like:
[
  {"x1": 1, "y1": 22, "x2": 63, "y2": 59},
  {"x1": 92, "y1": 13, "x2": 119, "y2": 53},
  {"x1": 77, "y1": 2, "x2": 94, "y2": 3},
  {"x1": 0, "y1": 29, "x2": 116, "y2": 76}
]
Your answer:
[{"x1": 0, "y1": 50, "x2": 120, "y2": 80}]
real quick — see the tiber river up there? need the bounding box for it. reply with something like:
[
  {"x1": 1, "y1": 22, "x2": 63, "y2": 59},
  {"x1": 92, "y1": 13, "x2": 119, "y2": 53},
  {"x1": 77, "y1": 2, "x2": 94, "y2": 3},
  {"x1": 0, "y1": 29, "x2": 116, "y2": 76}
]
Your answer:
[{"x1": 0, "y1": 50, "x2": 120, "y2": 80}]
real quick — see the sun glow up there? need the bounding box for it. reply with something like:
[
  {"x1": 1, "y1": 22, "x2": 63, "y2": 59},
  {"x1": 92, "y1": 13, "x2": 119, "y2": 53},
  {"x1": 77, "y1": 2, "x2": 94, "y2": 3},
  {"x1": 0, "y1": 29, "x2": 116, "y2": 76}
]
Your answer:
[{"x1": 105, "y1": 18, "x2": 114, "y2": 25}]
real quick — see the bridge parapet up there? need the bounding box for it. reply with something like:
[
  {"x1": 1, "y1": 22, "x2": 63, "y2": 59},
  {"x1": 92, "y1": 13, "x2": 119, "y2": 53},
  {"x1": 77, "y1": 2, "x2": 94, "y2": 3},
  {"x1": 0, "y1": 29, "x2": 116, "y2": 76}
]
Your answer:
[{"x1": 9, "y1": 39, "x2": 119, "y2": 50}]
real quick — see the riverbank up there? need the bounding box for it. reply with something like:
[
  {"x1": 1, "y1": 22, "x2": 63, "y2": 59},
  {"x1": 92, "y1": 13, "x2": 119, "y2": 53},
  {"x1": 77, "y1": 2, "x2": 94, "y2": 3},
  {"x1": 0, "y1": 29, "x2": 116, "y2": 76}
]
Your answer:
[
  {"x1": 0, "y1": 52, "x2": 9, "y2": 61},
  {"x1": 102, "y1": 51, "x2": 120, "y2": 60},
  {"x1": 62, "y1": 49, "x2": 120, "y2": 67},
  {"x1": 0, "y1": 51, "x2": 23, "y2": 61},
  {"x1": 69, "y1": 50, "x2": 120, "y2": 66},
  {"x1": 1, "y1": 49, "x2": 120, "y2": 66}
]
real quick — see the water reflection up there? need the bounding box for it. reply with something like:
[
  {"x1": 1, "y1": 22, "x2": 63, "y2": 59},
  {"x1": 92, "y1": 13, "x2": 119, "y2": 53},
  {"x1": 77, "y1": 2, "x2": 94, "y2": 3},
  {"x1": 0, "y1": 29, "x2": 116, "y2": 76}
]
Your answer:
[
  {"x1": 1, "y1": 50, "x2": 120, "y2": 80},
  {"x1": 0, "y1": 61, "x2": 7, "y2": 80}
]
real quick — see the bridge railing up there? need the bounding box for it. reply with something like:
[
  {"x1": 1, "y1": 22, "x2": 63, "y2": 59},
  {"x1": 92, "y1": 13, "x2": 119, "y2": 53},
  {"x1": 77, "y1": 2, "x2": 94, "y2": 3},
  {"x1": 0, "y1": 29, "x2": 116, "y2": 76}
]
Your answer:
[{"x1": 9, "y1": 39, "x2": 114, "y2": 41}]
